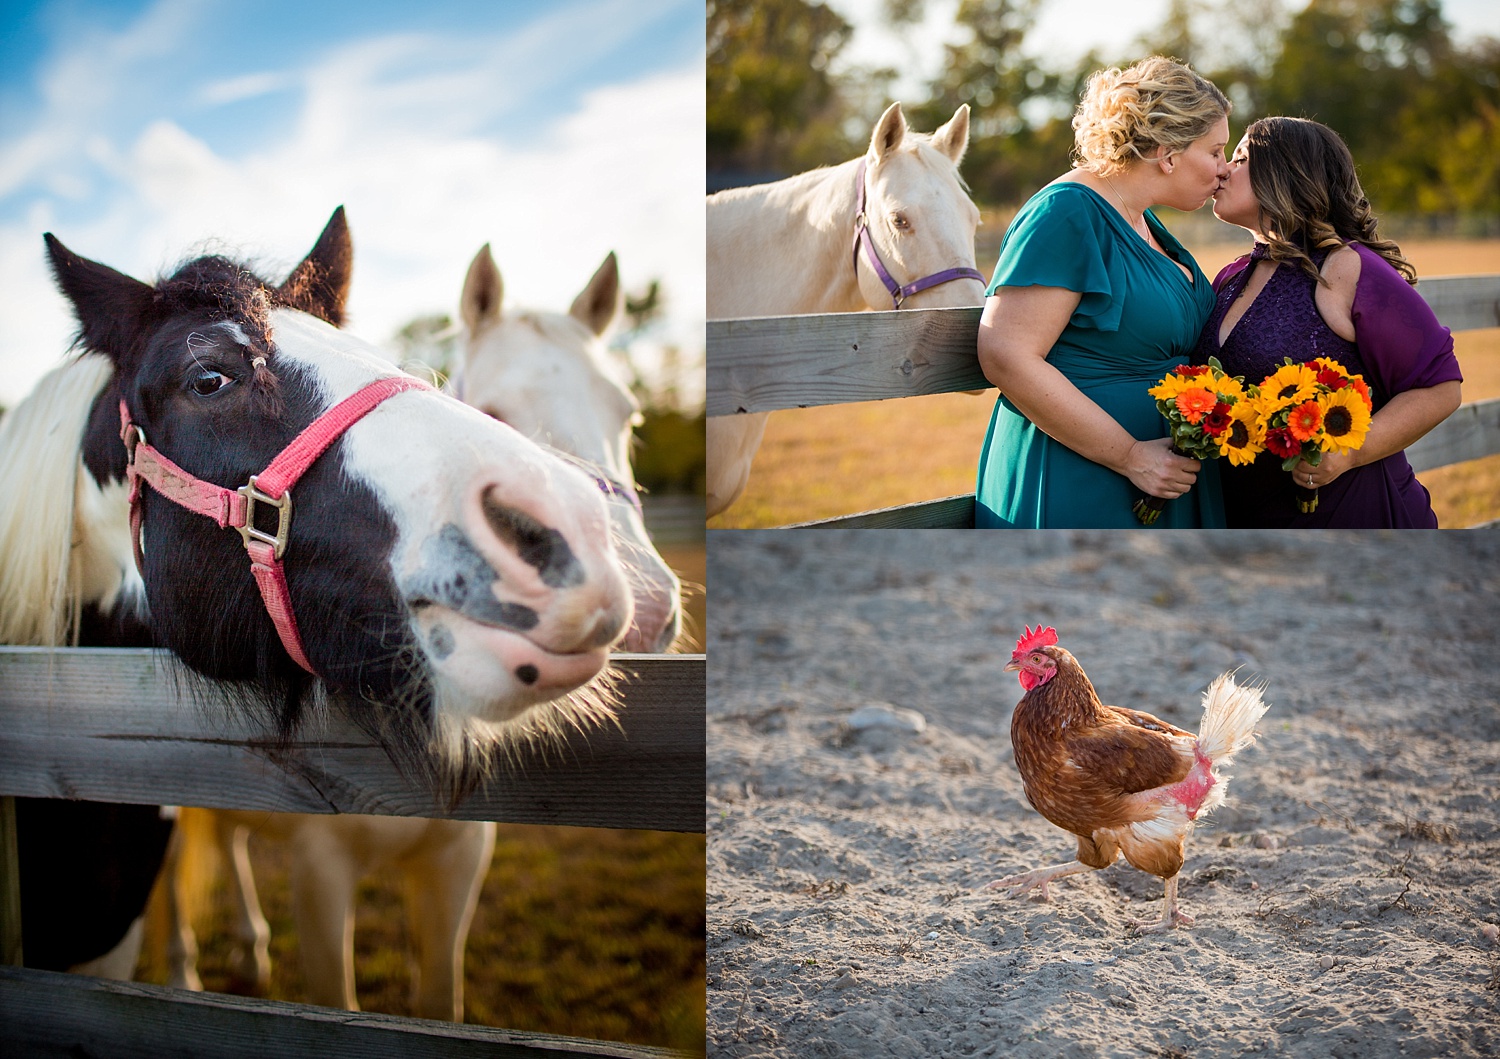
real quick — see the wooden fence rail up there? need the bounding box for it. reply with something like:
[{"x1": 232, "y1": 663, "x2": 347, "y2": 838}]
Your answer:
[
  {"x1": 0, "y1": 646, "x2": 704, "y2": 1059},
  {"x1": 706, "y1": 273, "x2": 1500, "y2": 527}
]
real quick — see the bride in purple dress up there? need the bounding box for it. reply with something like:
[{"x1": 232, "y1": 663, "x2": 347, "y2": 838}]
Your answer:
[{"x1": 1193, "y1": 117, "x2": 1463, "y2": 527}]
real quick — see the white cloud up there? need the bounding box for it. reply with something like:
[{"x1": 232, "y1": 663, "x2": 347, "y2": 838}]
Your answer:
[{"x1": 0, "y1": 3, "x2": 704, "y2": 409}]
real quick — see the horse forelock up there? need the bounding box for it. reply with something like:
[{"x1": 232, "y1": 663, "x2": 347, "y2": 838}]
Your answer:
[
  {"x1": 155, "y1": 256, "x2": 277, "y2": 354},
  {"x1": 0, "y1": 353, "x2": 127, "y2": 646}
]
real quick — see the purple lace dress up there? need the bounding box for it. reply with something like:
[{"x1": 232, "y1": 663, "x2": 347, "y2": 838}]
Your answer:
[{"x1": 1193, "y1": 243, "x2": 1462, "y2": 527}]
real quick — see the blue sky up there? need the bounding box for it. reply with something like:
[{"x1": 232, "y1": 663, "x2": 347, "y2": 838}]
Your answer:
[{"x1": 0, "y1": 0, "x2": 705, "y2": 407}]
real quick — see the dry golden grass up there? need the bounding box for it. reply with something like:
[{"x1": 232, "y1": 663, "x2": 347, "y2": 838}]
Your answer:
[
  {"x1": 710, "y1": 239, "x2": 1500, "y2": 528},
  {"x1": 138, "y1": 824, "x2": 706, "y2": 1052}
]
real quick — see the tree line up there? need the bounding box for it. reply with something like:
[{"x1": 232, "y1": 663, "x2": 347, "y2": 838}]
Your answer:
[{"x1": 708, "y1": 0, "x2": 1500, "y2": 219}]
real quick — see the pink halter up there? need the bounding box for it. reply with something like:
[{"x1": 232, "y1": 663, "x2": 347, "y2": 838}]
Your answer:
[{"x1": 120, "y1": 374, "x2": 433, "y2": 674}]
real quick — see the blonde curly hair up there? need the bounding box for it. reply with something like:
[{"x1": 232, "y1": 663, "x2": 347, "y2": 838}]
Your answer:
[{"x1": 1072, "y1": 56, "x2": 1229, "y2": 175}]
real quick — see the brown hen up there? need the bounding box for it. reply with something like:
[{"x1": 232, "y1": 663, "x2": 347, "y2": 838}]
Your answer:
[{"x1": 984, "y1": 625, "x2": 1269, "y2": 932}]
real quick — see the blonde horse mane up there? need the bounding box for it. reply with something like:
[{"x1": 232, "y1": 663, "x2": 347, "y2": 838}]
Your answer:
[{"x1": 0, "y1": 353, "x2": 117, "y2": 646}]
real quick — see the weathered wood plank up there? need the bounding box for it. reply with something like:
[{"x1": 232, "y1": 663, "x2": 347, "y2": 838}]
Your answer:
[
  {"x1": 1406, "y1": 395, "x2": 1500, "y2": 472},
  {"x1": 0, "y1": 795, "x2": 19, "y2": 966},
  {"x1": 1415, "y1": 273, "x2": 1500, "y2": 332},
  {"x1": 0, "y1": 648, "x2": 704, "y2": 832},
  {"x1": 789, "y1": 494, "x2": 977, "y2": 529},
  {"x1": 0, "y1": 965, "x2": 690, "y2": 1059},
  {"x1": 706, "y1": 306, "x2": 986, "y2": 416},
  {"x1": 706, "y1": 274, "x2": 1498, "y2": 416}
]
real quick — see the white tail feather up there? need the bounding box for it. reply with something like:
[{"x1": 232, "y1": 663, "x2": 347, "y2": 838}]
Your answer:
[{"x1": 1195, "y1": 672, "x2": 1270, "y2": 764}]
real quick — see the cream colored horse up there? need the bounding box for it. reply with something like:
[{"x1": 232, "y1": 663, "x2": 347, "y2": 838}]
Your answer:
[
  {"x1": 164, "y1": 808, "x2": 492, "y2": 1021},
  {"x1": 452, "y1": 245, "x2": 682, "y2": 654},
  {"x1": 706, "y1": 102, "x2": 987, "y2": 517}
]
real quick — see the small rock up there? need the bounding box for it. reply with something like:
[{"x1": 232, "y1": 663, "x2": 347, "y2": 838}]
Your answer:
[
  {"x1": 1253, "y1": 833, "x2": 1281, "y2": 850},
  {"x1": 1339, "y1": 921, "x2": 1361, "y2": 930},
  {"x1": 1482, "y1": 923, "x2": 1499, "y2": 943},
  {"x1": 752, "y1": 976, "x2": 767, "y2": 987},
  {"x1": 926, "y1": 931, "x2": 940, "y2": 940},
  {"x1": 831, "y1": 971, "x2": 859, "y2": 990},
  {"x1": 1318, "y1": 955, "x2": 1336, "y2": 970},
  {"x1": 846, "y1": 704, "x2": 927, "y2": 734}
]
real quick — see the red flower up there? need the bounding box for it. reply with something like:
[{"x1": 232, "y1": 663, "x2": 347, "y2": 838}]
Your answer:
[
  {"x1": 1174, "y1": 364, "x2": 1211, "y2": 377},
  {"x1": 1264, "y1": 427, "x2": 1302, "y2": 459},
  {"x1": 1202, "y1": 402, "x2": 1234, "y2": 437},
  {"x1": 1316, "y1": 367, "x2": 1348, "y2": 390}
]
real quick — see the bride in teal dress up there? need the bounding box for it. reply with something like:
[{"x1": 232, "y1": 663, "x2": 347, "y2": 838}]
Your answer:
[{"x1": 975, "y1": 56, "x2": 1231, "y2": 528}]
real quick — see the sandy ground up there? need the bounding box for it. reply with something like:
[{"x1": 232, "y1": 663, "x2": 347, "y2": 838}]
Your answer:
[{"x1": 706, "y1": 530, "x2": 1500, "y2": 1058}]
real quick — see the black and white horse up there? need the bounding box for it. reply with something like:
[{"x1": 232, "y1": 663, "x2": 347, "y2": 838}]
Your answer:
[{"x1": 0, "y1": 208, "x2": 639, "y2": 976}]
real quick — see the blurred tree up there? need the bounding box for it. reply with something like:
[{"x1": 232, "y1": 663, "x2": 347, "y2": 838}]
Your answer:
[
  {"x1": 611, "y1": 278, "x2": 706, "y2": 496},
  {"x1": 707, "y1": 0, "x2": 857, "y2": 177},
  {"x1": 390, "y1": 313, "x2": 457, "y2": 388},
  {"x1": 909, "y1": 0, "x2": 1070, "y2": 205}
]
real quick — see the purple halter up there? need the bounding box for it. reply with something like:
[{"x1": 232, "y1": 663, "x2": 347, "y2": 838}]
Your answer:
[{"x1": 852, "y1": 156, "x2": 986, "y2": 309}]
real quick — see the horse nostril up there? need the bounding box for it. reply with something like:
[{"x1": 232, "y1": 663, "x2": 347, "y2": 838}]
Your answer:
[
  {"x1": 516, "y1": 664, "x2": 539, "y2": 686},
  {"x1": 480, "y1": 486, "x2": 584, "y2": 588}
]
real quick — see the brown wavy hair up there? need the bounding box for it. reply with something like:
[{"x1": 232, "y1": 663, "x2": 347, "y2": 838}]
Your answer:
[
  {"x1": 1244, "y1": 116, "x2": 1416, "y2": 286},
  {"x1": 1072, "y1": 56, "x2": 1229, "y2": 175}
]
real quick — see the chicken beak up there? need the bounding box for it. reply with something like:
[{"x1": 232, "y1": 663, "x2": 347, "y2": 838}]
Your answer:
[{"x1": 1004, "y1": 658, "x2": 1022, "y2": 672}]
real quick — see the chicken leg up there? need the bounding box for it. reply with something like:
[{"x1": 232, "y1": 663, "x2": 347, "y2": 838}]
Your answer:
[
  {"x1": 983, "y1": 859, "x2": 1098, "y2": 900},
  {"x1": 1127, "y1": 874, "x2": 1194, "y2": 933}
]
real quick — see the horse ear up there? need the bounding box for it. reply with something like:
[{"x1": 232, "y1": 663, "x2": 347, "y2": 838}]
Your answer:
[
  {"x1": 930, "y1": 104, "x2": 970, "y2": 166},
  {"x1": 870, "y1": 102, "x2": 907, "y2": 161},
  {"x1": 568, "y1": 251, "x2": 619, "y2": 337},
  {"x1": 44, "y1": 233, "x2": 157, "y2": 367},
  {"x1": 277, "y1": 206, "x2": 352, "y2": 326},
  {"x1": 460, "y1": 244, "x2": 503, "y2": 334}
]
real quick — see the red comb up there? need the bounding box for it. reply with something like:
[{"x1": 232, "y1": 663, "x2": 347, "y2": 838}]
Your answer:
[{"x1": 1013, "y1": 625, "x2": 1058, "y2": 655}]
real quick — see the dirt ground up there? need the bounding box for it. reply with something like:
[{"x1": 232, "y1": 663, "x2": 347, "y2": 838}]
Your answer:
[{"x1": 706, "y1": 530, "x2": 1500, "y2": 1058}]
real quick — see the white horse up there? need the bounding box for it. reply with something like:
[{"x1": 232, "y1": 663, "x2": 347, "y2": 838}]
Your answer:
[
  {"x1": 705, "y1": 101, "x2": 986, "y2": 517},
  {"x1": 162, "y1": 247, "x2": 684, "y2": 1022},
  {"x1": 452, "y1": 244, "x2": 681, "y2": 654}
]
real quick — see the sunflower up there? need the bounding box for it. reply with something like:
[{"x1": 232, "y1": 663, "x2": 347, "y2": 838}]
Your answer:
[
  {"x1": 1286, "y1": 399, "x2": 1324, "y2": 442},
  {"x1": 1174, "y1": 387, "x2": 1218, "y2": 424},
  {"x1": 1149, "y1": 372, "x2": 1208, "y2": 403},
  {"x1": 1318, "y1": 386, "x2": 1373, "y2": 454},
  {"x1": 1217, "y1": 401, "x2": 1265, "y2": 466},
  {"x1": 1261, "y1": 360, "x2": 1319, "y2": 407}
]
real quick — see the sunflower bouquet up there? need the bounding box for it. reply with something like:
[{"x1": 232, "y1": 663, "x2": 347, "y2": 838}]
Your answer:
[
  {"x1": 1135, "y1": 357, "x2": 1258, "y2": 525},
  {"x1": 1254, "y1": 356, "x2": 1374, "y2": 513}
]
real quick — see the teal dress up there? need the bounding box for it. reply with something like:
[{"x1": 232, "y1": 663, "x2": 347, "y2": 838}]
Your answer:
[{"x1": 975, "y1": 182, "x2": 1225, "y2": 528}]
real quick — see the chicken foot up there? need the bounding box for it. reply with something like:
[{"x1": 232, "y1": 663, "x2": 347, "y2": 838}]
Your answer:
[
  {"x1": 1128, "y1": 874, "x2": 1194, "y2": 933},
  {"x1": 982, "y1": 859, "x2": 1097, "y2": 901}
]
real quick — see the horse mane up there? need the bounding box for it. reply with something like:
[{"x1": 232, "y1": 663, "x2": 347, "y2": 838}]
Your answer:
[{"x1": 0, "y1": 353, "x2": 117, "y2": 646}]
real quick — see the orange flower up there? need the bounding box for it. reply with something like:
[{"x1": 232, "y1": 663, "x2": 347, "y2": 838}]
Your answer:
[
  {"x1": 1287, "y1": 400, "x2": 1323, "y2": 442},
  {"x1": 1349, "y1": 375, "x2": 1373, "y2": 411},
  {"x1": 1174, "y1": 387, "x2": 1218, "y2": 424}
]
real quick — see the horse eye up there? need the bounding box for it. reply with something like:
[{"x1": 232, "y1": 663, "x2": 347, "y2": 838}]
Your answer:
[
  {"x1": 190, "y1": 370, "x2": 233, "y2": 397},
  {"x1": 891, "y1": 213, "x2": 911, "y2": 232}
]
